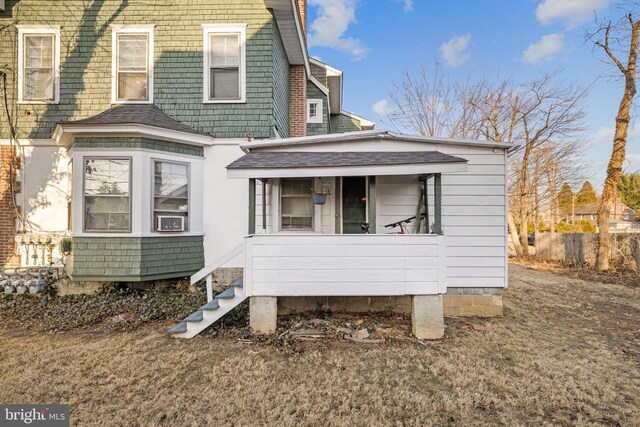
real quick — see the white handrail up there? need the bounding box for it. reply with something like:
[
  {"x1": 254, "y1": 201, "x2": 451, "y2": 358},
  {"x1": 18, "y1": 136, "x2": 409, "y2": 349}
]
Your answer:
[{"x1": 190, "y1": 242, "x2": 244, "y2": 285}]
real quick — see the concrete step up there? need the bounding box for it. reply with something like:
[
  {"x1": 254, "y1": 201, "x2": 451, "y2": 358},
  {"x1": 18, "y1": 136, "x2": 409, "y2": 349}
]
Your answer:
[{"x1": 167, "y1": 322, "x2": 188, "y2": 334}]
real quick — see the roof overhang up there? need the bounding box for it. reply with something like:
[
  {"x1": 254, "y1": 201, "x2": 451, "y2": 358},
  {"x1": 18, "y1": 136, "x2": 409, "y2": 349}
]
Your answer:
[
  {"x1": 240, "y1": 130, "x2": 513, "y2": 151},
  {"x1": 52, "y1": 123, "x2": 215, "y2": 147},
  {"x1": 265, "y1": 0, "x2": 310, "y2": 75},
  {"x1": 310, "y1": 57, "x2": 342, "y2": 112},
  {"x1": 227, "y1": 151, "x2": 468, "y2": 179}
]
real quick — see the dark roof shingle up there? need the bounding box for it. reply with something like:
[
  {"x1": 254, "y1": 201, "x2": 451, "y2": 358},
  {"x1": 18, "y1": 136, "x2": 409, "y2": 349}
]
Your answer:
[
  {"x1": 58, "y1": 104, "x2": 209, "y2": 136},
  {"x1": 227, "y1": 151, "x2": 467, "y2": 169}
]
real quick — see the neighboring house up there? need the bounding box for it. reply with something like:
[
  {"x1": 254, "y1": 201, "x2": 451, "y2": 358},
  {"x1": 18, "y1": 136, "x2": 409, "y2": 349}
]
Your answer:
[
  {"x1": 572, "y1": 199, "x2": 637, "y2": 227},
  {"x1": 0, "y1": 0, "x2": 510, "y2": 339}
]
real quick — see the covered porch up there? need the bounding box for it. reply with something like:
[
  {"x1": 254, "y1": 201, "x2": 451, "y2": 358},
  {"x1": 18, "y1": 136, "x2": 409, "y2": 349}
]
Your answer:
[{"x1": 227, "y1": 150, "x2": 468, "y2": 339}]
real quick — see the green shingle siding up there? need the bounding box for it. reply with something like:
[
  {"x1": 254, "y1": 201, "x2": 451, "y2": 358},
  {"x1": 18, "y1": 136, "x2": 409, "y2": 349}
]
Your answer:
[
  {"x1": 330, "y1": 113, "x2": 363, "y2": 133},
  {"x1": 306, "y1": 82, "x2": 329, "y2": 136},
  {"x1": 71, "y1": 137, "x2": 204, "y2": 157},
  {"x1": 67, "y1": 236, "x2": 204, "y2": 281},
  {"x1": 272, "y1": 23, "x2": 290, "y2": 138},
  {"x1": 0, "y1": 0, "x2": 277, "y2": 140}
]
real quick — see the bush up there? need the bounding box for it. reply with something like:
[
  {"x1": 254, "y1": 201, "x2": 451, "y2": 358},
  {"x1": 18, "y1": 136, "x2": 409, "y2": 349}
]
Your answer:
[{"x1": 554, "y1": 221, "x2": 596, "y2": 233}]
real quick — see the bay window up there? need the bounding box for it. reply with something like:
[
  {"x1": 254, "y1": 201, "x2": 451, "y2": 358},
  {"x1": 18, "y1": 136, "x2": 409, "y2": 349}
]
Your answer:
[
  {"x1": 154, "y1": 161, "x2": 189, "y2": 231},
  {"x1": 84, "y1": 158, "x2": 131, "y2": 232}
]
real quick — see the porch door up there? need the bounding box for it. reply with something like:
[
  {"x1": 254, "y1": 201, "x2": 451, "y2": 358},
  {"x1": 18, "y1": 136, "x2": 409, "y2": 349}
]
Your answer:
[{"x1": 342, "y1": 177, "x2": 367, "y2": 234}]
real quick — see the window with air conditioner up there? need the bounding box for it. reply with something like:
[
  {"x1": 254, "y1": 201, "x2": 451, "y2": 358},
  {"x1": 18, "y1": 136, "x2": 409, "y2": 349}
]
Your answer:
[
  {"x1": 112, "y1": 25, "x2": 154, "y2": 103},
  {"x1": 203, "y1": 24, "x2": 246, "y2": 103},
  {"x1": 18, "y1": 26, "x2": 60, "y2": 103},
  {"x1": 154, "y1": 161, "x2": 189, "y2": 232},
  {"x1": 83, "y1": 158, "x2": 131, "y2": 232},
  {"x1": 280, "y1": 178, "x2": 314, "y2": 230}
]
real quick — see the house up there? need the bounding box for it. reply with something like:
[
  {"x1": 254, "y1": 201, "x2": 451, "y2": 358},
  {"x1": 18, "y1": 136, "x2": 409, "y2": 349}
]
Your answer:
[
  {"x1": 0, "y1": 0, "x2": 510, "y2": 340},
  {"x1": 572, "y1": 199, "x2": 637, "y2": 228}
]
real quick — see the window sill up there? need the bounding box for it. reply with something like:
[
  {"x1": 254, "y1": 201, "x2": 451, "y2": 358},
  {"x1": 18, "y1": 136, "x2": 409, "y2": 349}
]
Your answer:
[
  {"x1": 203, "y1": 99, "x2": 246, "y2": 104},
  {"x1": 18, "y1": 100, "x2": 59, "y2": 105},
  {"x1": 111, "y1": 100, "x2": 154, "y2": 105}
]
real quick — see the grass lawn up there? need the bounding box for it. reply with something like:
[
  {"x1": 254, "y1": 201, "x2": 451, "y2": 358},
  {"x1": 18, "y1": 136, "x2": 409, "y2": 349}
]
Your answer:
[{"x1": 1, "y1": 264, "x2": 639, "y2": 426}]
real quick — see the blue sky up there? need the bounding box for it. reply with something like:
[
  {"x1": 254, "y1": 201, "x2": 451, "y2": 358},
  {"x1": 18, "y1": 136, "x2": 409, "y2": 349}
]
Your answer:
[{"x1": 305, "y1": 0, "x2": 639, "y2": 191}]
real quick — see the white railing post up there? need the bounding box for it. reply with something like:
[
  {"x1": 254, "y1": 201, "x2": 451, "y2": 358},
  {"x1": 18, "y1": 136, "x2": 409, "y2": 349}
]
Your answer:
[{"x1": 206, "y1": 273, "x2": 213, "y2": 302}]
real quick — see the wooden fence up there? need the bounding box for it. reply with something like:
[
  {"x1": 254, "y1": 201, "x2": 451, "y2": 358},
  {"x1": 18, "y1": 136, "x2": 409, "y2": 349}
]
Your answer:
[{"x1": 534, "y1": 232, "x2": 640, "y2": 270}]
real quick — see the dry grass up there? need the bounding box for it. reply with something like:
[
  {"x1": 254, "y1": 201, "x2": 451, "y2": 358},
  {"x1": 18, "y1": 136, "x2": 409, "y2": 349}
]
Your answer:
[{"x1": 1, "y1": 264, "x2": 639, "y2": 426}]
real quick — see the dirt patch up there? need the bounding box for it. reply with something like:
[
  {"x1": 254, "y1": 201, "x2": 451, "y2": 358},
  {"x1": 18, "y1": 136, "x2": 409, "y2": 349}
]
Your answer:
[{"x1": 1, "y1": 264, "x2": 639, "y2": 426}]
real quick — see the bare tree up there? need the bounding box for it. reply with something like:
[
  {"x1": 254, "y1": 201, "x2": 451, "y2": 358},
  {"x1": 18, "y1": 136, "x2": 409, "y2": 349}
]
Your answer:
[
  {"x1": 588, "y1": 12, "x2": 640, "y2": 270},
  {"x1": 382, "y1": 66, "x2": 588, "y2": 256}
]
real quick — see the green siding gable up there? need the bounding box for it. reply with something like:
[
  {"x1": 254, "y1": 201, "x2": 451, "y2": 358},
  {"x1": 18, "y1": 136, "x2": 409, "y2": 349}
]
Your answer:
[
  {"x1": 331, "y1": 113, "x2": 364, "y2": 134},
  {"x1": 0, "y1": 0, "x2": 280, "y2": 140},
  {"x1": 71, "y1": 137, "x2": 204, "y2": 157},
  {"x1": 306, "y1": 82, "x2": 329, "y2": 136},
  {"x1": 272, "y1": 23, "x2": 290, "y2": 138},
  {"x1": 67, "y1": 236, "x2": 204, "y2": 281}
]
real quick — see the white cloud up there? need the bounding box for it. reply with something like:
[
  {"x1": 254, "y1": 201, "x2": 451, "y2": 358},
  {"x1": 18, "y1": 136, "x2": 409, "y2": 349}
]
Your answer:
[
  {"x1": 591, "y1": 125, "x2": 640, "y2": 145},
  {"x1": 536, "y1": 0, "x2": 610, "y2": 28},
  {"x1": 372, "y1": 99, "x2": 396, "y2": 116},
  {"x1": 398, "y1": 0, "x2": 414, "y2": 12},
  {"x1": 308, "y1": 0, "x2": 368, "y2": 60},
  {"x1": 438, "y1": 34, "x2": 471, "y2": 68},
  {"x1": 522, "y1": 33, "x2": 565, "y2": 64}
]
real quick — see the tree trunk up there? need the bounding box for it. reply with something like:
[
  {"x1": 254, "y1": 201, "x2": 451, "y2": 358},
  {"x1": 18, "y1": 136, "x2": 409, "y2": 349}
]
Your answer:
[
  {"x1": 508, "y1": 211, "x2": 523, "y2": 256},
  {"x1": 596, "y1": 20, "x2": 639, "y2": 271}
]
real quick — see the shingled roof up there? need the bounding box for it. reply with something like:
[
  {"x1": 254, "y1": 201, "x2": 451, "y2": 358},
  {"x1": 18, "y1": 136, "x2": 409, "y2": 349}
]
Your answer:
[
  {"x1": 227, "y1": 151, "x2": 467, "y2": 169},
  {"x1": 57, "y1": 104, "x2": 209, "y2": 136}
]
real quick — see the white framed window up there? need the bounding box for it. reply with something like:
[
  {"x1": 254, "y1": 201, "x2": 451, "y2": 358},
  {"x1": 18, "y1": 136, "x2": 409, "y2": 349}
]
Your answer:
[
  {"x1": 17, "y1": 26, "x2": 61, "y2": 104},
  {"x1": 111, "y1": 25, "x2": 154, "y2": 103},
  {"x1": 202, "y1": 24, "x2": 246, "y2": 103},
  {"x1": 153, "y1": 160, "x2": 189, "y2": 231},
  {"x1": 83, "y1": 158, "x2": 131, "y2": 232},
  {"x1": 623, "y1": 212, "x2": 629, "y2": 220},
  {"x1": 280, "y1": 178, "x2": 314, "y2": 230},
  {"x1": 307, "y1": 99, "x2": 323, "y2": 123}
]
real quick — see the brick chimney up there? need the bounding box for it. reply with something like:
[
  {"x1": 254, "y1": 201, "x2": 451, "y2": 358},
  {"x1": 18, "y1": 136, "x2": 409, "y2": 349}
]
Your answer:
[
  {"x1": 0, "y1": 146, "x2": 20, "y2": 268},
  {"x1": 289, "y1": 0, "x2": 308, "y2": 137}
]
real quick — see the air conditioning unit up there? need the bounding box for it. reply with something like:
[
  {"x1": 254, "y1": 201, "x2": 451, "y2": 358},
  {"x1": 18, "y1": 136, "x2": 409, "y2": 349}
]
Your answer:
[{"x1": 157, "y1": 216, "x2": 185, "y2": 232}]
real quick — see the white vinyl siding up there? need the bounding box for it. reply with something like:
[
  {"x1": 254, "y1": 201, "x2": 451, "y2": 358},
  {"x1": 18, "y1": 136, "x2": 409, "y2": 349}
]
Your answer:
[
  {"x1": 17, "y1": 26, "x2": 60, "y2": 104},
  {"x1": 202, "y1": 24, "x2": 246, "y2": 103}
]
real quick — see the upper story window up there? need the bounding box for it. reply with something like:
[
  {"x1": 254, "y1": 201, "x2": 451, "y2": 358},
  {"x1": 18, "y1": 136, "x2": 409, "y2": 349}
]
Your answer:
[
  {"x1": 307, "y1": 99, "x2": 323, "y2": 123},
  {"x1": 154, "y1": 161, "x2": 189, "y2": 232},
  {"x1": 17, "y1": 26, "x2": 60, "y2": 104},
  {"x1": 84, "y1": 158, "x2": 131, "y2": 232},
  {"x1": 112, "y1": 25, "x2": 154, "y2": 103},
  {"x1": 281, "y1": 178, "x2": 313, "y2": 230},
  {"x1": 202, "y1": 24, "x2": 246, "y2": 103}
]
